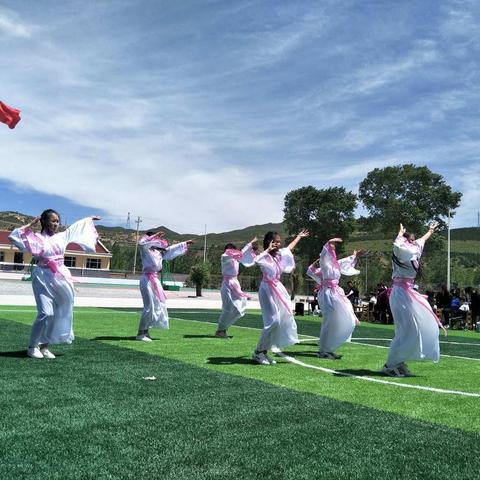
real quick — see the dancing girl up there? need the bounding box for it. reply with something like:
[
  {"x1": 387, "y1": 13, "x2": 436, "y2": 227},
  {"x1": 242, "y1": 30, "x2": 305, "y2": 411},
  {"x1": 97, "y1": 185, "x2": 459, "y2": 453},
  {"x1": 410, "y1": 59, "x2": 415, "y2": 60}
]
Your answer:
[
  {"x1": 9, "y1": 210, "x2": 100, "y2": 359},
  {"x1": 382, "y1": 222, "x2": 444, "y2": 377},
  {"x1": 214, "y1": 238, "x2": 257, "y2": 338},
  {"x1": 136, "y1": 231, "x2": 194, "y2": 341},
  {"x1": 307, "y1": 238, "x2": 363, "y2": 359},
  {"x1": 249, "y1": 229, "x2": 309, "y2": 365}
]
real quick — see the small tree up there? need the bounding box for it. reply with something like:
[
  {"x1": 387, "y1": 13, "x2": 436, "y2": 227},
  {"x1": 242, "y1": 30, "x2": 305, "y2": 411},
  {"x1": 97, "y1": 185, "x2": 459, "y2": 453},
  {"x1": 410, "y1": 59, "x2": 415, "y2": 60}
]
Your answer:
[
  {"x1": 189, "y1": 262, "x2": 211, "y2": 297},
  {"x1": 283, "y1": 186, "x2": 357, "y2": 262}
]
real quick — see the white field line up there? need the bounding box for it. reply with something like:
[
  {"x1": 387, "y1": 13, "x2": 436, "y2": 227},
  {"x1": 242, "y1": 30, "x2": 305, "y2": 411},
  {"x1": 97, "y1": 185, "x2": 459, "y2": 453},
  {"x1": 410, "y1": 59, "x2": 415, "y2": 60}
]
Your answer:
[
  {"x1": 298, "y1": 337, "x2": 480, "y2": 362},
  {"x1": 354, "y1": 337, "x2": 480, "y2": 348},
  {"x1": 273, "y1": 349, "x2": 480, "y2": 398}
]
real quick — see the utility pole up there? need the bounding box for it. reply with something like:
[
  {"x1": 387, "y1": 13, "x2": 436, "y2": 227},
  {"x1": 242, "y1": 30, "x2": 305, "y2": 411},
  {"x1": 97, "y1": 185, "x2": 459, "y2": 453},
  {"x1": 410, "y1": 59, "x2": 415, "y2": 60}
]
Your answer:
[
  {"x1": 365, "y1": 254, "x2": 368, "y2": 293},
  {"x1": 447, "y1": 209, "x2": 451, "y2": 290},
  {"x1": 126, "y1": 212, "x2": 131, "y2": 230},
  {"x1": 133, "y1": 216, "x2": 142, "y2": 274},
  {"x1": 203, "y1": 224, "x2": 207, "y2": 263}
]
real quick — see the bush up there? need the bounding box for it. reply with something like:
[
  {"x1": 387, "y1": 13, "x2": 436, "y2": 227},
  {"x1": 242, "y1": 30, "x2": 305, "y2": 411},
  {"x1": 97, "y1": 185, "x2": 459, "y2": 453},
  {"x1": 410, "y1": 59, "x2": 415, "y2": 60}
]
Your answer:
[{"x1": 189, "y1": 262, "x2": 211, "y2": 297}]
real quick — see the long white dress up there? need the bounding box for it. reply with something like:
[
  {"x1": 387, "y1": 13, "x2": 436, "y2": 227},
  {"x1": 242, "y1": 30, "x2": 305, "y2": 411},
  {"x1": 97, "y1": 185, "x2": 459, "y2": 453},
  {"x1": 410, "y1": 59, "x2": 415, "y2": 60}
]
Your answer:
[
  {"x1": 217, "y1": 243, "x2": 256, "y2": 331},
  {"x1": 307, "y1": 243, "x2": 360, "y2": 354},
  {"x1": 9, "y1": 218, "x2": 99, "y2": 346},
  {"x1": 252, "y1": 247, "x2": 298, "y2": 352},
  {"x1": 385, "y1": 235, "x2": 440, "y2": 368},
  {"x1": 138, "y1": 235, "x2": 188, "y2": 330}
]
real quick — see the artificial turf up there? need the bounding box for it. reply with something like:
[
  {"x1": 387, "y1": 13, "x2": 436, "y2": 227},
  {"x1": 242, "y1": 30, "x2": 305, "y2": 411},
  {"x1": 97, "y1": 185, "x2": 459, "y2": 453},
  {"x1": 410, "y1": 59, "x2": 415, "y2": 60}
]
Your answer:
[{"x1": 1, "y1": 306, "x2": 479, "y2": 479}]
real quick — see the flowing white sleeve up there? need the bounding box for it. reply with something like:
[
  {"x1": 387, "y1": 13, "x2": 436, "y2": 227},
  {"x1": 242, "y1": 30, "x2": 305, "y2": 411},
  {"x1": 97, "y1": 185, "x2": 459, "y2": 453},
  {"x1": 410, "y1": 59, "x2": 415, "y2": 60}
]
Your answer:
[
  {"x1": 62, "y1": 218, "x2": 98, "y2": 253},
  {"x1": 163, "y1": 242, "x2": 188, "y2": 261},
  {"x1": 415, "y1": 238, "x2": 425, "y2": 257},
  {"x1": 254, "y1": 250, "x2": 271, "y2": 268},
  {"x1": 320, "y1": 243, "x2": 336, "y2": 270},
  {"x1": 240, "y1": 243, "x2": 256, "y2": 267},
  {"x1": 307, "y1": 264, "x2": 323, "y2": 284},
  {"x1": 279, "y1": 248, "x2": 295, "y2": 274},
  {"x1": 338, "y1": 255, "x2": 360, "y2": 276},
  {"x1": 139, "y1": 235, "x2": 167, "y2": 249},
  {"x1": 9, "y1": 227, "x2": 44, "y2": 255}
]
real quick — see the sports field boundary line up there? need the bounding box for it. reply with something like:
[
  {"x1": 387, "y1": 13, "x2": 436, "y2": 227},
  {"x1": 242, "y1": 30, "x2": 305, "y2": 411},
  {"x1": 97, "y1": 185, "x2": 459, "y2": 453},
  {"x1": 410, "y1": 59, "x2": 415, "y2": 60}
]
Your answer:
[
  {"x1": 297, "y1": 337, "x2": 480, "y2": 362},
  {"x1": 272, "y1": 349, "x2": 480, "y2": 398},
  {"x1": 3, "y1": 308, "x2": 479, "y2": 360},
  {"x1": 352, "y1": 337, "x2": 480, "y2": 347}
]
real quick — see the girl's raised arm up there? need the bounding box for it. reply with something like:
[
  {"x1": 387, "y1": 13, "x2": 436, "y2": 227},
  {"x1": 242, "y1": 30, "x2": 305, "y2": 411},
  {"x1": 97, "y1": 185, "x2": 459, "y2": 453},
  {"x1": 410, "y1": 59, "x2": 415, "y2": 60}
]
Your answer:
[{"x1": 287, "y1": 229, "x2": 309, "y2": 251}]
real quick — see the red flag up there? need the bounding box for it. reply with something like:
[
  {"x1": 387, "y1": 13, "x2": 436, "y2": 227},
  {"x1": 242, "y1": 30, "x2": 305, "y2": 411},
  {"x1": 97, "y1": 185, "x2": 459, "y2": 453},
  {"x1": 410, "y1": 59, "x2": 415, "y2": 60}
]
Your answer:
[{"x1": 0, "y1": 101, "x2": 21, "y2": 129}]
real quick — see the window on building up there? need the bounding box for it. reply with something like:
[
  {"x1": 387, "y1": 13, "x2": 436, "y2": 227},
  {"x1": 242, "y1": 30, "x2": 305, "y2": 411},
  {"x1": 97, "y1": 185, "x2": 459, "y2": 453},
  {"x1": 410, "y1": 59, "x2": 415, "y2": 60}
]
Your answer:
[
  {"x1": 13, "y1": 252, "x2": 23, "y2": 270},
  {"x1": 86, "y1": 258, "x2": 101, "y2": 269},
  {"x1": 0, "y1": 252, "x2": 4, "y2": 262},
  {"x1": 64, "y1": 256, "x2": 76, "y2": 268}
]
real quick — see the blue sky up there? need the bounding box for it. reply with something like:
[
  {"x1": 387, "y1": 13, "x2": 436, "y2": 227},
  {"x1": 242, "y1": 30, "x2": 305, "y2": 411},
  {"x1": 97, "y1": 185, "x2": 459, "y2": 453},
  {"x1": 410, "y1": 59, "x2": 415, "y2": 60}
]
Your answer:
[{"x1": 0, "y1": 0, "x2": 478, "y2": 233}]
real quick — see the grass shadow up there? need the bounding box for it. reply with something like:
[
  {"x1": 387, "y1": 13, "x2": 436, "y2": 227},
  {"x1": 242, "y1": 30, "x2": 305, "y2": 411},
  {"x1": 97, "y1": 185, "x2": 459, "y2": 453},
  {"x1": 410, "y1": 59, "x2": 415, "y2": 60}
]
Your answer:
[
  {"x1": 183, "y1": 334, "x2": 233, "y2": 339},
  {"x1": 92, "y1": 336, "x2": 138, "y2": 341},
  {"x1": 0, "y1": 350, "x2": 28, "y2": 358},
  {"x1": 334, "y1": 369, "x2": 412, "y2": 378},
  {"x1": 207, "y1": 356, "x2": 255, "y2": 365},
  {"x1": 282, "y1": 350, "x2": 323, "y2": 359}
]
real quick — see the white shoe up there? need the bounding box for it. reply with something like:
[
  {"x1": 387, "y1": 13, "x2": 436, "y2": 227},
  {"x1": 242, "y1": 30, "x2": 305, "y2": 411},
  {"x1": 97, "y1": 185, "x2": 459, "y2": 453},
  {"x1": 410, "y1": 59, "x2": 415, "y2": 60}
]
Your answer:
[
  {"x1": 382, "y1": 364, "x2": 405, "y2": 377},
  {"x1": 27, "y1": 347, "x2": 44, "y2": 359},
  {"x1": 252, "y1": 352, "x2": 270, "y2": 365},
  {"x1": 40, "y1": 348, "x2": 56, "y2": 359},
  {"x1": 136, "y1": 334, "x2": 153, "y2": 342},
  {"x1": 264, "y1": 353, "x2": 277, "y2": 365}
]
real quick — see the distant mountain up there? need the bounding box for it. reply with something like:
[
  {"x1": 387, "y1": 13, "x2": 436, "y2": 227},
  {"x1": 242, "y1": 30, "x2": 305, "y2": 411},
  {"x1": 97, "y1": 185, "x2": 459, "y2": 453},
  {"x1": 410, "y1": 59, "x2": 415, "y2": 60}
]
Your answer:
[
  {"x1": 1, "y1": 210, "x2": 477, "y2": 247},
  {"x1": 0, "y1": 211, "x2": 285, "y2": 246}
]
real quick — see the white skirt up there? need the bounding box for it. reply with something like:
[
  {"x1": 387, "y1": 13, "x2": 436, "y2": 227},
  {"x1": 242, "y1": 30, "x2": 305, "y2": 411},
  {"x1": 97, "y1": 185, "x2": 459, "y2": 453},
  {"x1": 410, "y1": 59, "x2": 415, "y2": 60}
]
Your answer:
[
  {"x1": 31, "y1": 265, "x2": 75, "y2": 345},
  {"x1": 317, "y1": 286, "x2": 357, "y2": 353},
  {"x1": 386, "y1": 285, "x2": 440, "y2": 367},
  {"x1": 256, "y1": 281, "x2": 298, "y2": 351},
  {"x1": 217, "y1": 280, "x2": 247, "y2": 330},
  {"x1": 139, "y1": 275, "x2": 169, "y2": 330}
]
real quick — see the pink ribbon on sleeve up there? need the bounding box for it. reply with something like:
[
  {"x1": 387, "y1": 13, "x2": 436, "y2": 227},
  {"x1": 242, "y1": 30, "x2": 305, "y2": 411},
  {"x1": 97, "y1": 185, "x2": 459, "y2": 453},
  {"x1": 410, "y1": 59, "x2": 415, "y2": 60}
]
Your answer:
[{"x1": 225, "y1": 249, "x2": 243, "y2": 261}]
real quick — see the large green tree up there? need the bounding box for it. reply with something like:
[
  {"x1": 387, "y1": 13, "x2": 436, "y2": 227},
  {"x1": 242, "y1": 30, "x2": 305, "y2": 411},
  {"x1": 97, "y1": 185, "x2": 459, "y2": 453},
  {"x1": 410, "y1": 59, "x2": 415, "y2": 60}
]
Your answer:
[
  {"x1": 359, "y1": 164, "x2": 462, "y2": 236},
  {"x1": 283, "y1": 186, "x2": 357, "y2": 262}
]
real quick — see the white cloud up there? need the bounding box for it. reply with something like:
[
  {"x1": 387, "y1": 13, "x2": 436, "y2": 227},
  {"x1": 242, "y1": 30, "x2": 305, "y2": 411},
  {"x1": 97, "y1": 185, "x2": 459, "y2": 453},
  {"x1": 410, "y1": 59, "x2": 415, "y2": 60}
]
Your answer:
[{"x1": 0, "y1": 11, "x2": 33, "y2": 38}]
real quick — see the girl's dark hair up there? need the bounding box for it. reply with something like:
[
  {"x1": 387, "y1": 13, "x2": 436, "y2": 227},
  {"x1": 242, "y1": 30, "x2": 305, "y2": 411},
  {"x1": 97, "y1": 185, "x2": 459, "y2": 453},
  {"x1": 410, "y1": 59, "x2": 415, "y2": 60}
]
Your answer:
[
  {"x1": 263, "y1": 231, "x2": 280, "y2": 256},
  {"x1": 224, "y1": 243, "x2": 236, "y2": 251},
  {"x1": 146, "y1": 231, "x2": 155, "y2": 236},
  {"x1": 392, "y1": 253, "x2": 423, "y2": 280},
  {"x1": 40, "y1": 209, "x2": 60, "y2": 233}
]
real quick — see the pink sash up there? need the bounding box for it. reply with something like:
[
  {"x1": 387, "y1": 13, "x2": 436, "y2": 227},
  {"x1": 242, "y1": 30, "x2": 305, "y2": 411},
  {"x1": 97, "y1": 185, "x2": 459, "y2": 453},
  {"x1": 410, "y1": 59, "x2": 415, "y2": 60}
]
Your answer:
[
  {"x1": 223, "y1": 275, "x2": 247, "y2": 298},
  {"x1": 319, "y1": 278, "x2": 352, "y2": 310},
  {"x1": 146, "y1": 272, "x2": 167, "y2": 302},
  {"x1": 262, "y1": 274, "x2": 291, "y2": 313},
  {"x1": 38, "y1": 255, "x2": 74, "y2": 283},
  {"x1": 392, "y1": 277, "x2": 441, "y2": 327}
]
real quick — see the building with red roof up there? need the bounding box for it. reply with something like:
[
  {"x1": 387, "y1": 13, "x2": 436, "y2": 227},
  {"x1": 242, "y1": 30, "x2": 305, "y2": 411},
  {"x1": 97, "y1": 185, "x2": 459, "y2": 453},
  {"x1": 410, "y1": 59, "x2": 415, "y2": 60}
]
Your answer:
[{"x1": 0, "y1": 230, "x2": 112, "y2": 272}]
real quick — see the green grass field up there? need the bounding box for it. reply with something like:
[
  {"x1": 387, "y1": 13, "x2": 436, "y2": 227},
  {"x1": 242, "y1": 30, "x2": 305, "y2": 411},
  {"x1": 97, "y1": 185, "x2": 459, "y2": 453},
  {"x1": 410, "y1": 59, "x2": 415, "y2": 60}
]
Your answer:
[{"x1": 1, "y1": 306, "x2": 480, "y2": 479}]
